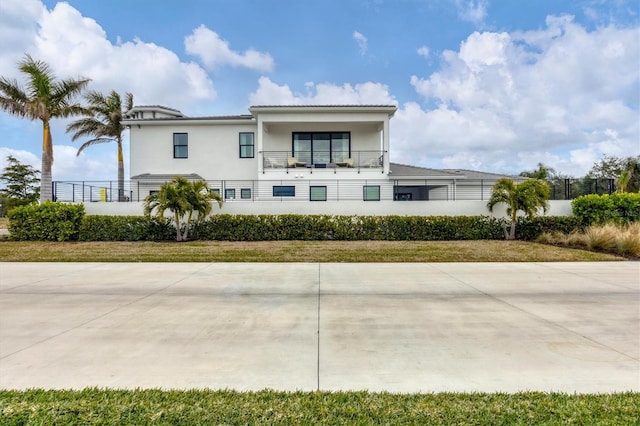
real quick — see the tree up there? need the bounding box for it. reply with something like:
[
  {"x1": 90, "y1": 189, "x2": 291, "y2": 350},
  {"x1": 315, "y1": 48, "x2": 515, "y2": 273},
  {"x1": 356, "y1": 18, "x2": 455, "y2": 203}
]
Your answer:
[
  {"x1": 487, "y1": 178, "x2": 550, "y2": 240},
  {"x1": 66, "y1": 90, "x2": 133, "y2": 201},
  {"x1": 0, "y1": 54, "x2": 90, "y2": 202},
  {"x1": 588, "y1": 155, "x2": 640, "y2": 193},
  {"x1": 144, "y1": 177, "x2": 223, "y2": 241},
  {"x1": 519, "y1": 163, "x2": 556, "y2": 180},
  {"x1": 0, "y1": 155, "x2": 40, "y2": 213}
]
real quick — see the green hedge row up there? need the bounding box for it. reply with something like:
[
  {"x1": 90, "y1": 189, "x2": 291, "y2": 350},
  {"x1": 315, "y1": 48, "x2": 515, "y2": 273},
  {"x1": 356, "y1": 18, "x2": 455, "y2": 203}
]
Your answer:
[
  {"x1": 78, "y1": 215, "x2": 175, "y2": 241},
  {"x1": 572, "y1": 193, "x2": 640, "y2": 225},
  {"x1": 7, "y1": 203, "x2": 582, "y2": 242},
  {"x1": 7, "y1": 202, "x2": 85, "y2": 241},
  {"x1": 189, "y1": 214, "x2": 507, "y2": 241}
]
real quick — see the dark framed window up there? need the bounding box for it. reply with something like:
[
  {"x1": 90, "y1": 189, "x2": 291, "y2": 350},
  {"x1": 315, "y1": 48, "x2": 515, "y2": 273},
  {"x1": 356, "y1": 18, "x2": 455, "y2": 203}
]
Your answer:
[
  {"x1": 363, "y1": 185, "x2": 380, "y2": 201},
  {"x1": 273, "y1": 186, "x2": 295, "y2": 197},
  {"x1": 173, "y1": 133, "x2": 188, "y2": 158},
  {"x1": 210, "y1": 188, "x2": 220, "y2": 196},
  {"x1": 239, "y1": 132, "x2": 254, "y2": 158},
  {"x1": 241, "y1": 188, "x2": 252, "y2": 199},
  {"x1": 225, "y1": 188, "x2": 236, "y2": 199},
  {"x1": 310, "y1": 186, "x2": 327, "y2": 201},
  {"x1": 292, "y1": 132, "x2": 350, "y2": 165},
  {"x1": 149, "y1": 190, "x2": 158, "y2": 196}
]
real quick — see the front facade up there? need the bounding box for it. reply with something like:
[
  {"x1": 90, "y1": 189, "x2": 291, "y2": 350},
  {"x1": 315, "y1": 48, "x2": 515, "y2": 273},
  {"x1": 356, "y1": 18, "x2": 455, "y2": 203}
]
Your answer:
[{"x1": 123, "y1": 105, "x2": 519, "y2": 204}]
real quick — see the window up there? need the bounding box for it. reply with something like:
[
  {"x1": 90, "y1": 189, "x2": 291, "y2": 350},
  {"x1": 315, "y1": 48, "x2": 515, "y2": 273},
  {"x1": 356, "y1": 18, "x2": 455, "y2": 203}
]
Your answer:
[
  {"x1": 292, "y1": 132, "x2": 350, "y2": 165},
  {"x1": 225, "y1": 188, "x2": 235, "y2": 199},
  {"x1": 310, "y1": 186, "x2": 327, "y2": 201},
  {"x1": 149, "y1": 190, "x2": 158, "y2": 196},
  {"x1": 241, "y1": 188, "x2": 252, "y2": 199},
  {"x1": 239, "y1": 132, "x2": 254, "y2": 158},
  {"x1": 210, "y1": 188, "x2": 220, "y2": 196},
  {"x1": 363, "y1": 185, "x2": 380, "y2": 201},
  {"x1": 173, "y1": 133, "x2": 188, "y2": 158},
  {"x1": 273, "y1": 186, "x2": 295, "y2": 197}
]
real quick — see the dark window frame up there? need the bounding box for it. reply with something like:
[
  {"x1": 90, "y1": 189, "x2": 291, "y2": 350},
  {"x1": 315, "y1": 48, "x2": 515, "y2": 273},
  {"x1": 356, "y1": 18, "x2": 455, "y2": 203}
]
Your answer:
[
  {"x1": 241, "y1": 188, "x2": 252, "y2": 199},
  {"x1": 292, "y1": 132, "x2": 351, "y2": 165},
  {"x1": 173, "y1": 133, "x2": 188, "y2": 158},
  {"x1": 273, "y1": 186, "x2": 296, "y2": 197},
  {"x1": 239, "y1": 132, "x2": 255, "y2": 158},
  {"x1": 363, "y1": 185, "x2": 381, "y2": 201},
  {"x1": 225, "y1": 188, "x2": 236, "y2": 199},
  {"x1": 309, "y1": 186, "x2": 327, "y2": 201}
]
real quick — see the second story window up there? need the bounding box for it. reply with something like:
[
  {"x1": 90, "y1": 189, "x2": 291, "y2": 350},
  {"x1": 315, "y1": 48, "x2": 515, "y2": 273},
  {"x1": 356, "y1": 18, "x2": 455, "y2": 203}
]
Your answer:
[
  {"x1": 239, "y1": 132, "x2": 254, "y2": 158},
  {"x1": 173, "y1": 133, "x2": 188, "y2": 158}
]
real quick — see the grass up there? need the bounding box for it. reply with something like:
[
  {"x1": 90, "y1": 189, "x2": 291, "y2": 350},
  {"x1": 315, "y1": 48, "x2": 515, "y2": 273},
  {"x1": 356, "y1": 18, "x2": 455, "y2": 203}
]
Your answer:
[
  {"x1": 538, "y1": 222, "x2": 640, "y2": 258},
  {"x1": 0, "y1": 240, "x2": 625, "y2": 262},
  {"x1": 0, "y1": 389, "x2": 638, "y2": 425}
]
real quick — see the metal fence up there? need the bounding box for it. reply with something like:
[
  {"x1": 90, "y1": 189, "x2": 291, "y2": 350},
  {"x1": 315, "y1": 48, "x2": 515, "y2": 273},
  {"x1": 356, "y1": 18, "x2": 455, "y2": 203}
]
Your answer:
[{"x1": 52, "y1": 178, "x2": 615, "y2": 203}]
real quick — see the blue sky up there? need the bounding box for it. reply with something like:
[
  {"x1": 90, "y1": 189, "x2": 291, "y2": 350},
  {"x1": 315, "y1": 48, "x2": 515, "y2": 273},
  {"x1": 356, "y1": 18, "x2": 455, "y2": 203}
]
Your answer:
[{"x1": 0, "y1": 0, "x2": 638, "y2": 181}]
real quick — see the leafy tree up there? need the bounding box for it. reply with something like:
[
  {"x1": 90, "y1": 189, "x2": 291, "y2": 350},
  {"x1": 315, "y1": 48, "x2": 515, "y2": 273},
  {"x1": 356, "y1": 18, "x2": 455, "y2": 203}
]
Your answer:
[
  {"x1": 144, "y1": 177, "x2": 223, "y2": 241},
  {"x1": 0, "y1": 55, "x2": 90, "y2": 202},
  {"x1": 519, "y1": 163, "x2": 556, "y2": 180},
  {"x1": 589, "y1": 155, "x2": 640, "y2": 193},
  {"x1": 0, "y1": 155, "x2": 40, "y2": 213},
  {"x1": 66, "y1": 90, "x2": 133, "y2": 201},
  {"x1": 487, "y1": 178, "x2": 550, "y2": 240}
]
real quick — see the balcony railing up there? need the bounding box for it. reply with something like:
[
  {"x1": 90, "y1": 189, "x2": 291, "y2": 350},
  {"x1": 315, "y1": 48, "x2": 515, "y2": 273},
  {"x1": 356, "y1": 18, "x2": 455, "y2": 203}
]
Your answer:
[{"x1": 262, "y1": 151, "x2": 384, "y2": 171}]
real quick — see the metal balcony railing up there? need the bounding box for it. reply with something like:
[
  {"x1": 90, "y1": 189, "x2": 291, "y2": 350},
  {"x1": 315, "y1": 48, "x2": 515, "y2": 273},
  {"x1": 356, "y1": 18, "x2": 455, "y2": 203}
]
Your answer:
[{"x1": 261, "y1": 151, "x2": 384, "y2": 171}]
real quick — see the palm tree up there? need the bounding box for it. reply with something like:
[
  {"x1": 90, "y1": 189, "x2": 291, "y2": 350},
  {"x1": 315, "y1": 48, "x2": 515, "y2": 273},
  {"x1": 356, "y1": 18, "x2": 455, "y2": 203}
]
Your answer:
[
  {"x1": 66, "y1": 90, "x2": 133, "y2": 201},
  {"x1": 144, "y1": 177, "x2": 223, "y2": 241},
  {"x1": 0, "y1": 54, "x2": 90, "y2": 202},
  {"x1": 487, "y1": 178, "x2": 550, "y2": 240}
]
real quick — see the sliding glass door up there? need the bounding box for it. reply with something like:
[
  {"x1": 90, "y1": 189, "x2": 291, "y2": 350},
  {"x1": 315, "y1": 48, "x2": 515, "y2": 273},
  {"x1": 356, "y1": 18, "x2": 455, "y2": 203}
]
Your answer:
[{"x1": 292, "y1": 132, "x2": 350, "y2": 165}]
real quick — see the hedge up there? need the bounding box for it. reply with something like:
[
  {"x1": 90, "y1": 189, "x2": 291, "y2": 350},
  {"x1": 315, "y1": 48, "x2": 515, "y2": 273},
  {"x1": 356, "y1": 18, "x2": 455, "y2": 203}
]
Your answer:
[
  {"x1": 515, "y1": 216, "x2": 583, "y2": 241},
  {"x1": 78, "y1": 215, "x2": 175, "y2": 241},
  {"x1": 7, "y1": 202, "x2": 85, "y2": 241},
  {"x1": 572, "y1": 193, "x2": 640, "y2": 225}
]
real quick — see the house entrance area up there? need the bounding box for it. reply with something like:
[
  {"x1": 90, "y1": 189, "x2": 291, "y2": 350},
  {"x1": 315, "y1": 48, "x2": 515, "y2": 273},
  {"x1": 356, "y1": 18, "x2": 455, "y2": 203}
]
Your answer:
[{"x1": 393, "y1": 185, "x2": 449, "y2": 201}]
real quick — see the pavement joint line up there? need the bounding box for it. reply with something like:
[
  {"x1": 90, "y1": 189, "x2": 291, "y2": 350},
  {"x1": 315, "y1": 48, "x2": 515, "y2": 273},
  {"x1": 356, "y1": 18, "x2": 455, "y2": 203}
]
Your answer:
[
  {"x1": 0, "y1": 262, "x2": 105, "y2": 293},
  {"x1": 0, "y1": 263, "x2": 213, "y2": 361},
  {"x1": 431, "y1": 262, "x2": 639, "y2": 362},
  {"x1": 534, "y1": 261, "x2": 640, "y2": 291},
  {"x1": 317, "y1": 263, "x2": 321, "y2": 392}
]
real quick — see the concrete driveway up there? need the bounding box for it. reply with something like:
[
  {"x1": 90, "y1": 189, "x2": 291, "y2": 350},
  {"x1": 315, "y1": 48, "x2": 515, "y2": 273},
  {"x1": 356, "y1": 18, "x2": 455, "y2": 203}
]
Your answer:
[{"x1": 0, "y1": 262, "x2": 638, "y2": 393}]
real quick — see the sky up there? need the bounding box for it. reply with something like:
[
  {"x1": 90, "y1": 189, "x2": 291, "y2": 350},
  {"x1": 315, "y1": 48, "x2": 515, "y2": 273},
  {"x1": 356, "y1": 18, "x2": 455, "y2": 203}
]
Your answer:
[{"x1": 0, "y1": 0, "x2": 638, "y2": 182}]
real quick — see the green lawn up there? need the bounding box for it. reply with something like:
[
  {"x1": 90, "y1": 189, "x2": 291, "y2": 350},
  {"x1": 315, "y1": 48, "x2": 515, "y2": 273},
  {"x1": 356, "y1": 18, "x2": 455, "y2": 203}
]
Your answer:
[
  {"x1": 1, "y1": 389, "x2": 637, "y2": 425},
  {"x1": 0, "y1": 240, "x2": 624, "y2": 262}
]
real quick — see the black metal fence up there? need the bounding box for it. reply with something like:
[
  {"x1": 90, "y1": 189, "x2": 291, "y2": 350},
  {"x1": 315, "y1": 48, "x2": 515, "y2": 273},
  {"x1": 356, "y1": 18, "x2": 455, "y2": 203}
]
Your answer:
[{"x1": 52, "y1": 178, "x2": 616, "y2": 203}]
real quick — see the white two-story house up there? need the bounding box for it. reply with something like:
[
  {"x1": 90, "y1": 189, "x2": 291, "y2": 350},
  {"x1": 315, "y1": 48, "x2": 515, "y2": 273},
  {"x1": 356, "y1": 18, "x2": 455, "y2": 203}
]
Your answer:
[{"x1": 122, "y1": 104, "x2": 521, "y2": 212}]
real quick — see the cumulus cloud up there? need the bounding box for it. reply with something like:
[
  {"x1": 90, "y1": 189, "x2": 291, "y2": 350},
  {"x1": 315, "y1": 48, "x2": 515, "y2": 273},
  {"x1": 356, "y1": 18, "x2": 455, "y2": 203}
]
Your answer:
[
  {"x1": 453, "y1": 0, "x2": 488, "y2": 26},
  {"x1": 249, "y1": 77, "x2": 397, "y2": 105},
  {"x1": 185, "y1": 25, "x2": 274, "y2": 72},
  {"x1": 353, "y1": 31, "x2": 368, "y2": 55},
  {"x1": 402, "y1": 15, "x2": 639, "y2": 176},
  {"x1": 417, "y1": 46, "x2": 430, "y2": 58}
]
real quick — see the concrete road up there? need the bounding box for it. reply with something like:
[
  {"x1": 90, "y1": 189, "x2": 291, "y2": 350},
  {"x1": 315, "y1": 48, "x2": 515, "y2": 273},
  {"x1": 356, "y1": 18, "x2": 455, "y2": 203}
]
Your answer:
[{"x1": 0, "y1": 262, "x2": 638, "y2": 393}]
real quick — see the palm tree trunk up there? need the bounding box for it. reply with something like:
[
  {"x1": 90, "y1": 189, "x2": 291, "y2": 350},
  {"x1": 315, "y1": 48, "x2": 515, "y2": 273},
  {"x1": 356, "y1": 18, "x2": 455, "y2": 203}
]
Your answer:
[
  {"x1": 174, "y1": 211, "x2": 183, "y2": 241},
  {"x1": 509, "y1": 212, "x2": 517, "y2": 240},
  {"x1": 117, "y1": 140, "x2": 124, "y2": 201},
  {"x1": 40, "y1": 121, "x2": 53, "y2": 203}
]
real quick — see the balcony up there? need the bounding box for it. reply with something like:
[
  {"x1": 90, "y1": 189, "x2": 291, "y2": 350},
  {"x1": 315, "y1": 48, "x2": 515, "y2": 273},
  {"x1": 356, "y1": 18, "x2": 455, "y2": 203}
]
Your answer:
[{"x1": 262, "y1": 151, "x2": 384, "y2": 172}]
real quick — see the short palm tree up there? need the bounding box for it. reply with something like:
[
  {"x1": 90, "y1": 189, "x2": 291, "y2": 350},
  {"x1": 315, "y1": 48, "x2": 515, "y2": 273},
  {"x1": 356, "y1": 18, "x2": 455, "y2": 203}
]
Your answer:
[
  {"x1": 144, "y1": 177, "x2": 223, "y2": 241},
  {"x1": 0, "y1": 54, "x2": 90, "y2": 202},
  {"x1": 487, "y1": 178, "x2": 550, "y2": 240},
  {"x1": 66, "y1": 90, "x2": 133, "y2": 201}
]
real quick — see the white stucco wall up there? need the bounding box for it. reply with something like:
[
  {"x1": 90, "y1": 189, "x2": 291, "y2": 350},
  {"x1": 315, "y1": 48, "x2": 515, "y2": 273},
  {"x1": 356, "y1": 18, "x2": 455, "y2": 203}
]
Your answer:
[
  {"x1": 129, "y1": 121, "x2": 258, "y2": 180},
  {"x1": 82, "y1": 200, "x2": 573, "y2": 218}
]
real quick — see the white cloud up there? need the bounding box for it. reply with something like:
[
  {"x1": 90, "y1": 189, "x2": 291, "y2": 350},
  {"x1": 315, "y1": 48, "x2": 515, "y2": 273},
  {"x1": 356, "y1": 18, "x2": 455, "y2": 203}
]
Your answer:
[
  {"x1": 0, "y1": 148, "x2": 41, "y2": 174},
  {"x1": 249, "y1": 77, "x2": 397, "y2": 106},
  {"x1": 417, "y1": 46, "x2": 430, "y2": 58},
  {"x1": 353, "y1": 31, "x2": 368, "y2": 55},
  {"x1": 453, "y1": 0, "x2": 488, "y2": 26},
  {"x1": 185, "y1": 25, "x2": 274, "y2": 72},
  {"x1": 403, "y1": 16, "x2": 639, "y2": 176}
]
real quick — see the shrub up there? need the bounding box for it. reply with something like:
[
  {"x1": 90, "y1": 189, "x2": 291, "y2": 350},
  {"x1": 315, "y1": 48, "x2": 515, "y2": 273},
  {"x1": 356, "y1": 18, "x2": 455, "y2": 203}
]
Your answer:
[
  {"x1": 8, "y1": 202, "x2": 84, "y2": 241},
  {"x1": 585, "y1": 224, "x2": 618, "y2": 252},
  {"x1": 572, "y1": 193, "x2": 640, "y2": 225},
  {"x1": 516, "y1": 216, "x2": 582, "y2": 240},
  {"x1": 78, "y1": 215, "x2": 175, "y2": 241}
]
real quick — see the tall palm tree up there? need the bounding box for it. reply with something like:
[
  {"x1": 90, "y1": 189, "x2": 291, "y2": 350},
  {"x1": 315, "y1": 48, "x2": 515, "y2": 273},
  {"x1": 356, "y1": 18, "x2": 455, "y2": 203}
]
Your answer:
[
  {"x1": 487, "y1": 178, "x2": 550, "y2": 240},
  {"x1": 0, "y1": 54, "x2": 90, "y2": 202},
  {"x1": 66, "y1": 90, "x2": 133, "y2": 201},
  {"x1": 144, "y1": 177, "x2": 223, "y2": 241}
]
